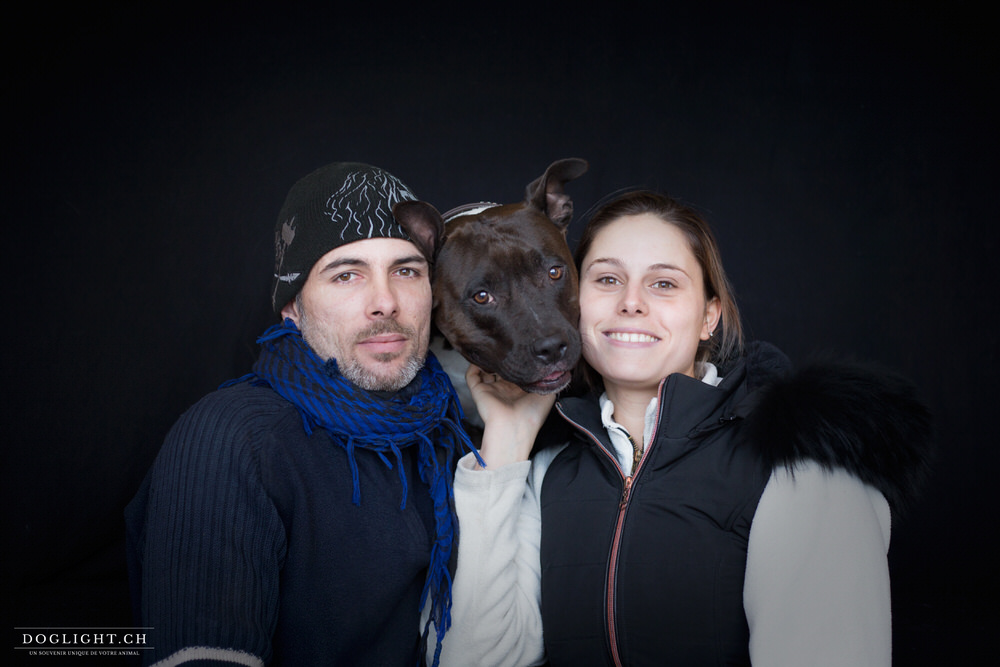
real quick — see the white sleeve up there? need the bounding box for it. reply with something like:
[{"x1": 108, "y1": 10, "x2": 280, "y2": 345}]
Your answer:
[
  {"x1": 744, "y1": 461, "x2": 892, "y2": 667},
  {"x1": 431, "y1": 448, "x2": 557, "y2": 667}
]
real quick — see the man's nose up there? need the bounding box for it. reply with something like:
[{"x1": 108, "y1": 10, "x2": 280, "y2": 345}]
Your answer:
[{"x1": 367, "y1": 277, "x2": 400, "y2": 319}]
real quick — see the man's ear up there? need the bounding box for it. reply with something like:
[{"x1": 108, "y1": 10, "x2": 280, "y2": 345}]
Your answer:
[
  {"x1": 280, "y1": 297, "x2": 301, "y2": 325},
  {"x1": 393, "y1": 201, "x2": 445, "y2": 263}
]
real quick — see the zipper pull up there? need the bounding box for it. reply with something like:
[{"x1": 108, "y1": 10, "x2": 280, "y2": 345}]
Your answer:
[{"x1": 620, "y1": 476, "x2": 633, "y2": 507}]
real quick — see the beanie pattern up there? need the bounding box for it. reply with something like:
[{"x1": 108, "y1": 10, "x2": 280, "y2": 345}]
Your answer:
[{"x1": 271, "y1": 163, "x2": 417, "y2": 312}]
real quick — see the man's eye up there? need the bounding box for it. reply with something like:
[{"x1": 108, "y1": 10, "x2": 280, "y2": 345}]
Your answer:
[
  {"x1": 334, "y1": 272, "x2": 355, "y2": 282},
  {"x1": 472, "y1": 291, "x2": 493, "y2": 305}
]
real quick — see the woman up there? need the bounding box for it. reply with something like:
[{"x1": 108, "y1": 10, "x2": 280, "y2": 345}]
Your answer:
[{"x1": 432, "y1": 191, "x2": 931, "y2": 667}]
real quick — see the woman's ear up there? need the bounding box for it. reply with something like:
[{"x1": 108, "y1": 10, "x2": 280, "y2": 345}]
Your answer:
[{"x1": 701, "y1": 296, "x2": 721, "y2": 340}]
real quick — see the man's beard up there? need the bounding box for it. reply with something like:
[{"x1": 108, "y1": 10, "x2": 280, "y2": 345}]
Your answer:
[
  {"x1": 338, "y1": 345, "x2": 425, "y2": 392},
  {"x1": 297, "y1": 298, "x2": 426, "y2": 392}
]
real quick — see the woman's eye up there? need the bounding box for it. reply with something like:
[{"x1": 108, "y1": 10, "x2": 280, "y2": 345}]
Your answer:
[
  {"x1": 652, "y1": 280, "x2": 675, "y2": 289},
  {"x1": 548, "y1": 266, "x2": 564, "y2": 280},
  {"x1": 472, "y1": 290, "x2": 493, "y2": 305},
  {"x1": 596, "y1": 276, "x2": 619, "y2": 285}
]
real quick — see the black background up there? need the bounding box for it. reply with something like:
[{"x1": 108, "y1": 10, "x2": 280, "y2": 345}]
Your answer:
[{"x1": 4, "y1": 2, "x2": 996, "y2": 664}]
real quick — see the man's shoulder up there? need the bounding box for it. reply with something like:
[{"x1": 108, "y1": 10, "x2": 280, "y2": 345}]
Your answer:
[
  {"x1": 192, "y1": 378, "x2": 287, "y2": 411},
  {"x1": 168, "y1": 380, "x2": 299, "y2": 448}
]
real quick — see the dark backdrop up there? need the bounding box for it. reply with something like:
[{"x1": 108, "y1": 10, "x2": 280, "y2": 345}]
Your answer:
[{"x1": 4, "y1": 3, "x2": 996, "y2": 664}]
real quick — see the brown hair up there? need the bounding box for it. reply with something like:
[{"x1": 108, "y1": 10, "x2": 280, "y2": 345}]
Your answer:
[{"x1": 573, "y1": 190, "x2": 743, "y2": 388}]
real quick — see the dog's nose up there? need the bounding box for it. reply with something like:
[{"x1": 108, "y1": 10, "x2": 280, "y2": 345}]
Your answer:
[{"x1": 532, "y1": 335, "x2": 568, "y2": 364}]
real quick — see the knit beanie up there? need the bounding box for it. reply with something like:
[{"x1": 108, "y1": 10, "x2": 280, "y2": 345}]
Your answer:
[{"x1": 271, "y1": 162, "x2": 418, "y2": 313}]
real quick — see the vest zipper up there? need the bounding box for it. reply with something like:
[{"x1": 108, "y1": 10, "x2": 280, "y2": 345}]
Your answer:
[
  {"x1": 606, "y1": 474, "x2": 631, "y2": 667},
  {"x1": 557, "y1": 388, "x2": 665, "y2": 667}
]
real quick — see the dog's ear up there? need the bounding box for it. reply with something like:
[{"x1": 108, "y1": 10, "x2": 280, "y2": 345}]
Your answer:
[
  {"x1": 525, "y1": 158, "x2": 589, "y2": 230},
  {"x1": 393, "y1": 200, "x2": 445, "y2": 264}
]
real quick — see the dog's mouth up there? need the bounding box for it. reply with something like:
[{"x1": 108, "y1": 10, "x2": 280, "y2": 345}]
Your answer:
[{"x1": 523, "y1": 369, "x2": 572, "y2": 394}]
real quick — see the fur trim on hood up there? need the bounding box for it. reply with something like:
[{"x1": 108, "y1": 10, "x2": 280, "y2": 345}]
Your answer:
[{"x1": 744, "y1": 355, "x2": 933, "y2": 516}]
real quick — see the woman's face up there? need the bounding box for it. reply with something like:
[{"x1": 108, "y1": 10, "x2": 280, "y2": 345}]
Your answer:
[{"x1": 578, "y1": 213, "x2": 720, "y2": 395}]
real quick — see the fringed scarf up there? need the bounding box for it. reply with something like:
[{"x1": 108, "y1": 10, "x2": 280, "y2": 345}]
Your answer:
[{"x1": 226, "y1": 320, "x2": 482, "y2": 666}]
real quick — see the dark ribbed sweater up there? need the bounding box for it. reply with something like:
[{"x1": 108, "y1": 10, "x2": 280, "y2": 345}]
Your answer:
[{"x1": 125, "y1": 381, "x2": 436, "y2": 666}]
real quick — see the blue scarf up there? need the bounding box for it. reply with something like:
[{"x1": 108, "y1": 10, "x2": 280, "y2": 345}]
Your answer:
[{"x1": 228, "y1": 320, "x2": 481, "y2": 666}]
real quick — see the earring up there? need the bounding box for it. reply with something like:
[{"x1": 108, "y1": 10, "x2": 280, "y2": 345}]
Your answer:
[{"x1": 709, "y1": 330, "x2": 715, "y2": 338}]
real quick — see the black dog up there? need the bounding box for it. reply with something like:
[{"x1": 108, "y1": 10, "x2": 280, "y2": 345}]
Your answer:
[{"x1": 398, "y1": 158, "x2": 588, "y2": 397}]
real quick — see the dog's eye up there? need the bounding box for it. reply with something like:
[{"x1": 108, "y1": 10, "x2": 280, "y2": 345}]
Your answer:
[
  {"x1": 548, "y1": 266, "x2": 564, "y2": 280},
  {"x1": 472, "y1": 290, "x2": 494, "y2": 305}
]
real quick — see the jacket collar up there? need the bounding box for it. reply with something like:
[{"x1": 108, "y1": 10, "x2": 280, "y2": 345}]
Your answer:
[{"x1": 557, "y1": 342, "x2": 792, "y2": 448}]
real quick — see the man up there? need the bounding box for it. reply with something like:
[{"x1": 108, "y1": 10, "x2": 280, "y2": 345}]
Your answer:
[{"x1": 126, "y1": 163, "x2": 476, "y2": 666}]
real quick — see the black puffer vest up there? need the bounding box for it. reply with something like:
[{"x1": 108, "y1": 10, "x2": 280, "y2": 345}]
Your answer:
[
  {"x1": 539, "y1": 342, "x2": 933, "y2": 666},
  {"x1": 540, "y1": 346, "x2": 781, "y2": 666}
]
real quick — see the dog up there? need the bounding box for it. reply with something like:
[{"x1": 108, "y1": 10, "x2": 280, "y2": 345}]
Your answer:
[{"x1": 396, "y1": 158, "x2": 588, "y2": 406}]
